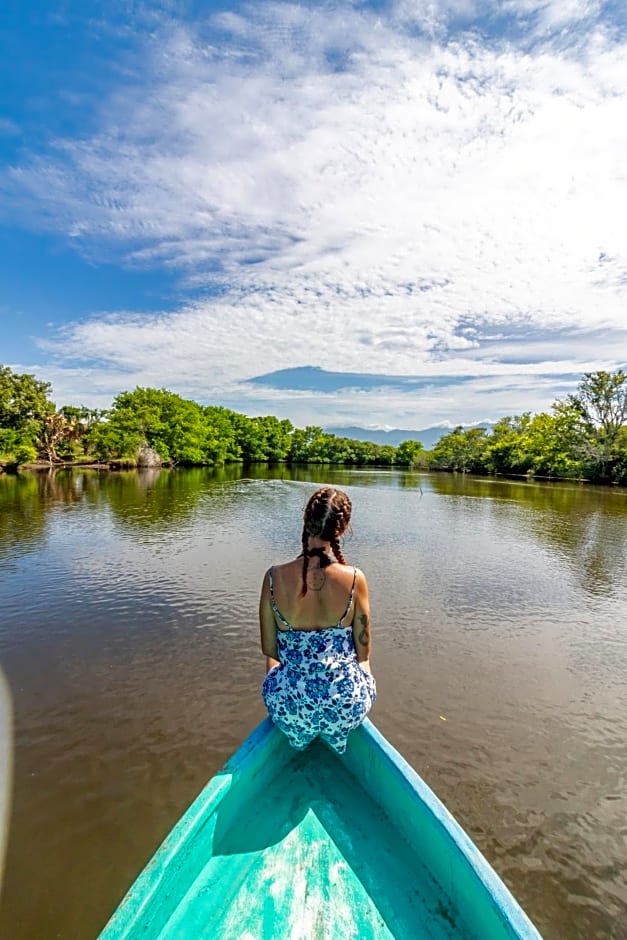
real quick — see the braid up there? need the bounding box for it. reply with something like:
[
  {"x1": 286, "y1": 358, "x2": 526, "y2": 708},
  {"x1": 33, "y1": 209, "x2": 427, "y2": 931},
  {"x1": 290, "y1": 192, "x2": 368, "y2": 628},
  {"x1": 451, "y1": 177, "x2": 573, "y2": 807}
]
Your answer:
[
  {"x1": 329, "y1": 497, "x2": 351, "y2": 564},
  {"x1": 300, "y1": 526, "x2": 309, "y2": 597},
  {"x1": 330, "y1": 534, "x2": 346, "y2": 565},
  {"x1": 301, "y1": 487, "x2": 352, "y2": 581}
]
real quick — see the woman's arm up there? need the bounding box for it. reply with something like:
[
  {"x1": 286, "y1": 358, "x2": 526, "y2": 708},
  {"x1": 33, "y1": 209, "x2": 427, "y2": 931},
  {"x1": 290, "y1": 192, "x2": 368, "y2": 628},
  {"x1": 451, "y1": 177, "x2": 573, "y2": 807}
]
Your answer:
[
  {"x1": 259, "y1": 570, "x2": 280, "y2": 672},
  {"x1": 351, "y1": 569, "x2": 372, "y2": 670}
]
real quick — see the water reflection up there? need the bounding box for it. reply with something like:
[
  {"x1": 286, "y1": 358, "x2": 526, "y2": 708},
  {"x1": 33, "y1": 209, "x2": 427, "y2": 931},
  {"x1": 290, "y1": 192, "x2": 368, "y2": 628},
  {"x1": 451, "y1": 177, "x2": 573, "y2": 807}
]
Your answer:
[
  {"x1": 101, "y1": 468, "x2": 216, "y2": 530},
  {"x1": 428, "y1": 473, "x2": 627, "y2": 598},
  {"x1": 0, "y1": 467, "x2": 626, "y2": 940},
  {"x1": 0, "y1": 474, "x2": 49, "y2": 565}
]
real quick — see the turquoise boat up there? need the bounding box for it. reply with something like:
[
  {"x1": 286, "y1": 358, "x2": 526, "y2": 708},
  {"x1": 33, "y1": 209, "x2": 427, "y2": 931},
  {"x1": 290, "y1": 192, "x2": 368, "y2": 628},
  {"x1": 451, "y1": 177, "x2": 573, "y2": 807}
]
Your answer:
[{"x1": 99, "y1": 718, "x2": 542, "y2": 939}]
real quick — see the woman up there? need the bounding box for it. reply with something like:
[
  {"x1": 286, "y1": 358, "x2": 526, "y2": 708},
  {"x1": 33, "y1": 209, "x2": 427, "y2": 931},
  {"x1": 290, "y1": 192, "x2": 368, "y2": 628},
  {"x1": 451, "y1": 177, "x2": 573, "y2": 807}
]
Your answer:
[{"x1": 260, "y1": 486, "x2": 376, "y2": 754}]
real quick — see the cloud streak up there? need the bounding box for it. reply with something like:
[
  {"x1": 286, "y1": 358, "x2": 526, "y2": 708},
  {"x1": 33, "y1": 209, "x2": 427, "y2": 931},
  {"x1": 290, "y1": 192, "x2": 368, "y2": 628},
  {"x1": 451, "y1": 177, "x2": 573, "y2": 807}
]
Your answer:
[{"x1": 5, "y1": 1, "x2": 627, "y2": 424}]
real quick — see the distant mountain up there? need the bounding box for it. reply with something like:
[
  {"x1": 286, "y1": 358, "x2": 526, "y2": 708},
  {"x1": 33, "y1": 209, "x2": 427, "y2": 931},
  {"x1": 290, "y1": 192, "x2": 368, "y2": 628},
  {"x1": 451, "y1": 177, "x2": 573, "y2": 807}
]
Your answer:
[{"x1": 324, "y1": 424, "x2": 494, "y2": 449}]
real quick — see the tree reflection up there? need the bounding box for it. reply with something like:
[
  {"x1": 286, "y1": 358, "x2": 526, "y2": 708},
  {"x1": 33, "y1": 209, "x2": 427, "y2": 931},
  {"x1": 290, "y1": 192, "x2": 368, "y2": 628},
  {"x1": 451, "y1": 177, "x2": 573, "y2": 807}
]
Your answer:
[
  {"x1": 0, "y1": 474, "x2": 49, "y2": 563},
  {"x1": 101, "y1": 468, "x2": 222, "y2": 530},
  {"x1": 428, "y1": 473, "x2": 627, "y2": 597},
  {"x1": 2, "y1": 467, "x2": 624, "y2": 598}
]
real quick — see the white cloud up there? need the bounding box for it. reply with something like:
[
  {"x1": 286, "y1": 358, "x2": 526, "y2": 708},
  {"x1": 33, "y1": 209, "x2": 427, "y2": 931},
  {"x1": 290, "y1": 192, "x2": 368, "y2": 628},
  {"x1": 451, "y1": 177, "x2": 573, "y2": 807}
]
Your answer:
[
  {"x1": 6, "y1": 1, "x2": 627, "y2": 425},
  {"x1": 501, "y1": 0, "x2": 603, "y2": 33}
]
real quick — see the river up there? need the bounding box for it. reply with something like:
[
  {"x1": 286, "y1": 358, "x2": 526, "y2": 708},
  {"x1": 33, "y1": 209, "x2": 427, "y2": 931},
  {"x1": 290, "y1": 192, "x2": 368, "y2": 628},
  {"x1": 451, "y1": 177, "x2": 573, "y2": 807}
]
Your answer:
[{"x1": 0, "y1": 466, "x2": 626, "y2": 939}]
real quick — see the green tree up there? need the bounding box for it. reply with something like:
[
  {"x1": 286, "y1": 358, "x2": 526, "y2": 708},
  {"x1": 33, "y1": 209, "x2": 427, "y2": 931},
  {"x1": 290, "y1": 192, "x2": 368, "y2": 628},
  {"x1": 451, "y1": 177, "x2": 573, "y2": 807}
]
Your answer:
[
  {"x1": 0, "y1": 430, "x2": 38, "y2": 468},
  {"x1": 486, "y1": 412, "x2": 583, "y2": 479},
  {"x1": 611, "y1": 426, "x2": 627, "y2": 486},
  {"x1": 396, "y1": 440, "x2": 424, "y2": 467},
  {"x1": 235, "y1": 415, "x2": 296, "y2": 462},
  {"x1": 526, "y1": 409, "x2": 584, "y2": 478},
  {"x1": 486, "y1": 414, "x2": 533, "y2": 474},
  {"x1": 60, "y1": 406, "x2": 106, "y2": 459},
  {"x1": 231, "y1": 415, "x2": 269, "y2": 462},
  {"x1": 431, "y1": 426, "x2": 489, "y2": 473},
  {"x1": 203, "y1": 406, "x2": 241, "y2": 464},
  {"x1": 260, "y1": 416, "x2": 294, "y2": 461},
  {"x1": 317, "y1": 435, "x2": 353, "y2": 464},
  {"x1": 563, "y1": 369, "x2": 627, "y2": 482},
  {"x1": 94, "y1": 388, "x2": 209, "y2": 464},
  {"x1": 3, "y1": 364, "x2": 625, "y2": 483},
  {"x1": 0, "y1": 365, "x2": 55, "y2": 432},
  {"x1": 288, "y1": 426, "x2": 324, "y2": 462},
  {"x1": 375, "y1": 444, "x2": 397, "y2": 466},
  {"x1": 0, "y1": 365, "x2": 55, "y2": 465}
]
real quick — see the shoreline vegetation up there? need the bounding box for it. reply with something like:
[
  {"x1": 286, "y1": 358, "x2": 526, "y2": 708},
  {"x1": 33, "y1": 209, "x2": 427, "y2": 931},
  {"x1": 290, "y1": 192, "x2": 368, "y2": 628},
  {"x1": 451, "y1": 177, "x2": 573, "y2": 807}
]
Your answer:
[{"x1": 1, "y1": 364, "x2": 626, "y2": 486}]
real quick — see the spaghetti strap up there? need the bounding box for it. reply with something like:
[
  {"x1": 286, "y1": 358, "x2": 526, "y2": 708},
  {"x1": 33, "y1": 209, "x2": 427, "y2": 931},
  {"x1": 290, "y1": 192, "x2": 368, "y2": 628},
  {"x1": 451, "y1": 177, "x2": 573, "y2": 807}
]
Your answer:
[
  {"x1": 269, "y1": 565, "x2": 357, "y2": 631},
  {"x1": 268, "y1": 568, "x2": 293, "y2": 631},
  {"x1": 338, "y1": 567, "x2": 358, "y2": 625},
  {"x1": 262, "y1": 559, "x2": 375, "y2": 754}
]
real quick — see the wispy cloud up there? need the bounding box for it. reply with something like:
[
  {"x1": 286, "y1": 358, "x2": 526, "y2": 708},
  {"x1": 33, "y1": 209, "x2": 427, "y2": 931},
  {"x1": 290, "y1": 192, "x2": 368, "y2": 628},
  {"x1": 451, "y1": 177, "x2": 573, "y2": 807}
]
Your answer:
[{"x1": 5, "y1": 1, "x2": 627, "y2": 424}]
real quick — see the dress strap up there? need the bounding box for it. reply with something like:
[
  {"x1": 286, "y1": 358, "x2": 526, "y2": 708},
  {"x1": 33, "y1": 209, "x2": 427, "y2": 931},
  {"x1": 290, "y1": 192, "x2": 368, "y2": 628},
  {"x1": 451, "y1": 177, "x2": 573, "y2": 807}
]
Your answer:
[
  {"x1": 268, "y1": 568, "x2": 293, "y2": 631},
  {"x1": 338, "y1": 567, "x2": 358, "y2": 625}
]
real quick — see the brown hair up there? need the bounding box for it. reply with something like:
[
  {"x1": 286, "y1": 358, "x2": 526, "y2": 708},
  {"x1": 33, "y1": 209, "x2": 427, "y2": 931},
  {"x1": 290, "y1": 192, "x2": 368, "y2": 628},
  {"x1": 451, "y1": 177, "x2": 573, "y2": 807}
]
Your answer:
[{"x1": 300, "y1": 487, "x2": 352, "y2": 596}]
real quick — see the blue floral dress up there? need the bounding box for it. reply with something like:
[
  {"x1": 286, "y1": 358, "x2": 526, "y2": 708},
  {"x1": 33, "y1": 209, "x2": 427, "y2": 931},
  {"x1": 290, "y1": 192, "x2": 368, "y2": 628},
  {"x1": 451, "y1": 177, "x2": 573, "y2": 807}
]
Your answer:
[{"x1": 262, "y1": 567, "x2": 376, "y2": 754}]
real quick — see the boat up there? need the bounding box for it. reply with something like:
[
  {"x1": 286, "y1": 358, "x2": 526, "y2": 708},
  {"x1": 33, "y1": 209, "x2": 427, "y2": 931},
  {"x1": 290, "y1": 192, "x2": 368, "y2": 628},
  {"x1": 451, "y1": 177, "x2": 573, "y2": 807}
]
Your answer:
[{"x1": 99, "y1": 718, "x2": 542, "y2": 938}]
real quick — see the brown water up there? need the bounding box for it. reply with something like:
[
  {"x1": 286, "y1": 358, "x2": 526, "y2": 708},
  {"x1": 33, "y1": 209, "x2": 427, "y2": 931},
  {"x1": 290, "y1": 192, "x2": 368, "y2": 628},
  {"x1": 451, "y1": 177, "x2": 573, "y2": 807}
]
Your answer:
[{"x1": 0, "y1": 466, "x2": 626, "y2": 940}]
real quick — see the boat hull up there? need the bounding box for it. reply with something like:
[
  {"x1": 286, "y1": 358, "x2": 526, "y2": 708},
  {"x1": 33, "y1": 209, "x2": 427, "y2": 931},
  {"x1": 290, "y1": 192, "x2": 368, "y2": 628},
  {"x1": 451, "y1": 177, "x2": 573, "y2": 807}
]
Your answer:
[{"x1": 99, "y1": 718, "x2": 542, "y2": 938}]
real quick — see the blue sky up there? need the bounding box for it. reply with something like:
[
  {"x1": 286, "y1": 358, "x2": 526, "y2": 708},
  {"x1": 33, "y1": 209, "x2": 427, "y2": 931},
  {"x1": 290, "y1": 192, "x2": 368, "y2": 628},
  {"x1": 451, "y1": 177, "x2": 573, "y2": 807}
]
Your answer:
[{"x1": 2, "y1": 0, "x2": 626, "y2": 430}]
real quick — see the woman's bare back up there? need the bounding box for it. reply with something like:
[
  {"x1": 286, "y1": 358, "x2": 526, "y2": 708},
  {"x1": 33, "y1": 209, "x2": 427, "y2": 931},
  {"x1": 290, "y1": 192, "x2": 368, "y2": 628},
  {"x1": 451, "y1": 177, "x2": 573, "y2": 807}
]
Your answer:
[{"x1": 269, "y1": 557, "x2": 359, "y2": 631}]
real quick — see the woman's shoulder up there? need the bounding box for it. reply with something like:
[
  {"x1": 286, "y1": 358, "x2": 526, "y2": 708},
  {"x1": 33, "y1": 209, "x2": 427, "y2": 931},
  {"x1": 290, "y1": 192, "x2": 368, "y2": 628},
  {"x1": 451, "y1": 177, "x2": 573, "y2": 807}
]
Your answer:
[
  {"x1": 266, "y1": 559, "x2": 366, "y2": 582},
  {"x1": 351, "y1": 566, "x2": 368, "y2": 591},
  {"x1": 270, "y1": 557, "x2": 301, "y2": 573},
  {"x1": 333, "y1": 562, "x2": 366, "y2": 587},
  {"x1": 265, "y1": 558, "x2": 301, "y2": 581}
]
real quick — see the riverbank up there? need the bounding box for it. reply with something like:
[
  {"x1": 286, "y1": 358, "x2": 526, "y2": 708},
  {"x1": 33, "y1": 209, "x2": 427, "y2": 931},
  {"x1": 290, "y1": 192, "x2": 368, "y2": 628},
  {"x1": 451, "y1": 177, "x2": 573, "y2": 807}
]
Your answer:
[
  {"x1": 1, "y1": 459, "x2": 158, "y2": 473},
  {"x1": 2, "y1": 460, "x2": 626, "y2": 488},
  {"x1": 3, "y1": 459, "x2": 626, "y2": 488}
]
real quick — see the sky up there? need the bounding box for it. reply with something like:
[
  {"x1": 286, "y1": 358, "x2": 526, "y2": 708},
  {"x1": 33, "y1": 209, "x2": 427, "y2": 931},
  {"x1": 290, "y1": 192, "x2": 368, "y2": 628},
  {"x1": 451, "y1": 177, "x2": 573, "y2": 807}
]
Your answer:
[{"x1": 1, "y1": 0, "x2": 626, "y2": 431}]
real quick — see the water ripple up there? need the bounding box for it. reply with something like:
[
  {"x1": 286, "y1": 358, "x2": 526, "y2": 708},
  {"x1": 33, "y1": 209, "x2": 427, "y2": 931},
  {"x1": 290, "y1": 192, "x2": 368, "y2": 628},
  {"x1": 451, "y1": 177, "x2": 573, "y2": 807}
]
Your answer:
[{"x1": 0, "y1": 469, "x2": 626, "y2": 939}]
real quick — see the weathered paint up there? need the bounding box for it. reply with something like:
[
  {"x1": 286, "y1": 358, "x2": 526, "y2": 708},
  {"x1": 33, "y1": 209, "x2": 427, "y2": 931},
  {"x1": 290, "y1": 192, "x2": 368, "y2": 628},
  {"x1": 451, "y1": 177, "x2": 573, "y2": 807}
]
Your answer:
[{"x1": 98, "y1": 719, "x2": 543, "y2": 939}]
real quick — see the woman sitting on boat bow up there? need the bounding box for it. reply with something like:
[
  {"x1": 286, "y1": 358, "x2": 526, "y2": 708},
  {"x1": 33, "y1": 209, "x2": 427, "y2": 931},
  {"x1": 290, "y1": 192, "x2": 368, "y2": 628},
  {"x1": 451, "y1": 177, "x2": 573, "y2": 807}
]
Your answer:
[{"x1": 260, "y1": 486, "x2": 376, "y2": 754}]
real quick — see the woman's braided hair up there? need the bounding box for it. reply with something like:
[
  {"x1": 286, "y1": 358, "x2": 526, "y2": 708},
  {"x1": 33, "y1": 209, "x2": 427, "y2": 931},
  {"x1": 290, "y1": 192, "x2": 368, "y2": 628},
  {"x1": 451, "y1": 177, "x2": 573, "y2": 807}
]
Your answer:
[{"x1": 300, "y1": 487, "x2": 352, "y2": 596}]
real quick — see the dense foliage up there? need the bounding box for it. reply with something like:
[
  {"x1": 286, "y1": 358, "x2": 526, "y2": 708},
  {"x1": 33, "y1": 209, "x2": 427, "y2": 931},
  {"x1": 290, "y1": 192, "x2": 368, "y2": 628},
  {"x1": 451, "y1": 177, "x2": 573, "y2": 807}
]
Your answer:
[
  {"x1": 1, "y1": 364, "x2": 625, "y2": 484},
  {"x1": 0, "y1": 372, "x2": 424, "y2": 470},
  {"x1": 429, "y1": 369, "x2": 627, "y2": 484}
]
